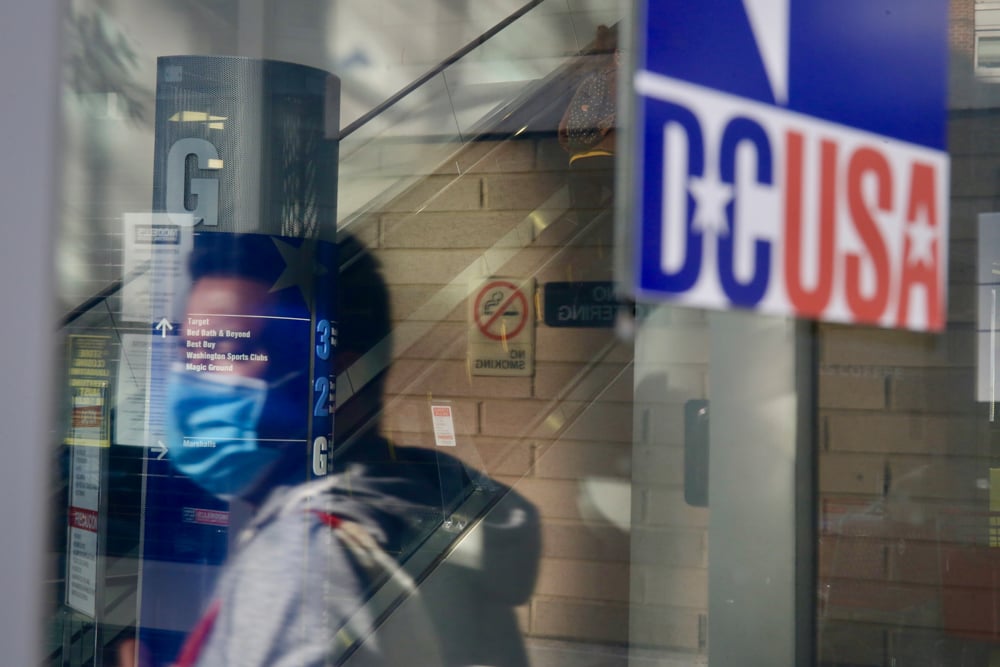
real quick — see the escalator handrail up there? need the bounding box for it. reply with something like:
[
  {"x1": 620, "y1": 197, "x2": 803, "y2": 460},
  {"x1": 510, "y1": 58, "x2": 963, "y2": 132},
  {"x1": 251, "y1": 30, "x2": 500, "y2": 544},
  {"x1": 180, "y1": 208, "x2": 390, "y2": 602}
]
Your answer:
[
  {"x1": 337, "y1": 0, "x2": 545, "y2": 141},
  {"x1": 60, "y1": 278, "x2": 123, "y2": 328}
]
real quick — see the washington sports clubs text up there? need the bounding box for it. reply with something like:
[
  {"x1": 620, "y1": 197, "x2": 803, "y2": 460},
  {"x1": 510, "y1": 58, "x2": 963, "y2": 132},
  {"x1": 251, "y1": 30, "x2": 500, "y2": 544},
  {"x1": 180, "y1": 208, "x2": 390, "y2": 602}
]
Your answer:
[{"x1": 634, "y1": 72, "x2": 949, "y2": 332}]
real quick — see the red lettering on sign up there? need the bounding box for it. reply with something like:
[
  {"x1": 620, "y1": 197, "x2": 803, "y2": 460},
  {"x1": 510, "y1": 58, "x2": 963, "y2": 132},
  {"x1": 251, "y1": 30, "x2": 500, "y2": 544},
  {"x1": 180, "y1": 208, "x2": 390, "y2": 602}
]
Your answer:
[
  {"x1": 183, "y1": 507, "x2": 230, "y2": 526},
  {"x1": 68, "y1": 506, "x2": 98, "y2": 533},
  {"x1": 72, "y1": 406, "x2": 102, "y2": 428},
  {"x1": 844, "y1": 147, "x2": 892, "y2": 324},
  {"x1": 193, "y1": 509, "x2": 229, "y2": 526},
  {"x1": 785, "y1": 132, "x2": 837, "y2": 316}
]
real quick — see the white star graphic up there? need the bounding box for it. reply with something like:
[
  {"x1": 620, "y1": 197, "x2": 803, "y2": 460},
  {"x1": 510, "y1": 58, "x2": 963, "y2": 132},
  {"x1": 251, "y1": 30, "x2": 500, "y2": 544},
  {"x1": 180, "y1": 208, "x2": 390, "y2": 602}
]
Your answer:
[
  {"x1": 905, "y1": 216, "x2": 937, "y2": 267},
  {"x1": 688, "y1": 174, "x2": 734, "y2": 236}
]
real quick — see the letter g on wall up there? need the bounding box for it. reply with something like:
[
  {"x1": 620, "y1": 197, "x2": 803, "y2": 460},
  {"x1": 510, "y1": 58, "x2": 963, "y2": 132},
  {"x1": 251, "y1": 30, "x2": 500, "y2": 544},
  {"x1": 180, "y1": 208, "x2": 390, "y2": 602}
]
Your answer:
[{"x1": 166, "y1": 138, "x2": 221, "y2": 227}]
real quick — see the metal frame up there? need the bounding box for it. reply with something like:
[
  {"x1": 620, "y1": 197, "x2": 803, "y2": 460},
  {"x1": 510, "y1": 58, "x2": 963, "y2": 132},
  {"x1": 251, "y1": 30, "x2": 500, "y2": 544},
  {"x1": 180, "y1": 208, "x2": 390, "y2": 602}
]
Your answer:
[
  {"x1": 707, "y1": 312, "x2": 816, "y2": 666},
  {"x1": 0, "y1": 2, "x2": 61, "y2": 665}
]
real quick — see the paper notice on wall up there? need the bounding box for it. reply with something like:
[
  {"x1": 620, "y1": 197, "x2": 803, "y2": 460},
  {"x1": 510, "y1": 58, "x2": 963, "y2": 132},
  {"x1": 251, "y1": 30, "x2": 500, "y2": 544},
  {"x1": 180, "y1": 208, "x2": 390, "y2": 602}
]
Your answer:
[
  {"x1": 431, "y1": 405, "x2": 457, "y2": 447},
  {"x1": 115, "y1": 333, "x2": 170, "y2": 447},
  {"x1": 121, "y1": 212, "x2": 193, "y2": 324},
  {"x1": 66, "y1": 445, "x2": 101, "y2": 617},
  {"x1": 65, "y1": 335, "x2": 111, "y2": 447}
]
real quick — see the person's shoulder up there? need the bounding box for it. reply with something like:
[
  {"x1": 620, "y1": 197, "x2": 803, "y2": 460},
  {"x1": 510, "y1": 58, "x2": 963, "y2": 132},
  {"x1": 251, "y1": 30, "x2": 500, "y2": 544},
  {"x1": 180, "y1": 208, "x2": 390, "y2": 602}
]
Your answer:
[{"x1": 249, "y1": 478, "x2": 378, "y2": 541}]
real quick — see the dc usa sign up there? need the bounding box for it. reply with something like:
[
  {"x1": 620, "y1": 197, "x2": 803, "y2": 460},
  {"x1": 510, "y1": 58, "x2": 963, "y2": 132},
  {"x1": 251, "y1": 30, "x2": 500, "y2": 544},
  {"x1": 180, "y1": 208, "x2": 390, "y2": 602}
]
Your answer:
[{"x1": 632, "y1": 0, "x2": 950, "y2": 331}]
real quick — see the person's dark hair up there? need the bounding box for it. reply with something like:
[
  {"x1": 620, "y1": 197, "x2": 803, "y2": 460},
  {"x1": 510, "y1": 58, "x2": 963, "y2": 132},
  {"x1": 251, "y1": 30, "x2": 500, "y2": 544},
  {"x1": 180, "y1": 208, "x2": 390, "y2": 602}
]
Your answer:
[
  {"x1": 337, "y1": 234, "x2": 391, "y2": 363},
  {"x1": 333, "y1": 233, "x2": 393, "y2": 447}
]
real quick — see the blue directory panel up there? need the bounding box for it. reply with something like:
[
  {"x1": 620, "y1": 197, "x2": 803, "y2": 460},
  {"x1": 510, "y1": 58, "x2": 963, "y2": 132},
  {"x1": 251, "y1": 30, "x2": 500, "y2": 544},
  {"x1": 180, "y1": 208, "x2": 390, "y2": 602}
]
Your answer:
[
  {"x1": 134, "y1": 55, "x2": 340, "y2": 666},
  {"x1": 632, "y1": 0, "x2": 950, "y2": 332},
  {"x1": 139, "y1": 232, "x2": 336, "y2": 665}
]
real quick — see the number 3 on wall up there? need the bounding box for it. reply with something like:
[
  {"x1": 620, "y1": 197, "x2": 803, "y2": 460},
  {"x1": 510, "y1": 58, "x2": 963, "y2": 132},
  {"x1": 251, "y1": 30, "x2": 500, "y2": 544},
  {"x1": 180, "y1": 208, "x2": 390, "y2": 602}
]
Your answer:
[{"x1": 315, "y1": 319, "x2": 332, "y2": 360}]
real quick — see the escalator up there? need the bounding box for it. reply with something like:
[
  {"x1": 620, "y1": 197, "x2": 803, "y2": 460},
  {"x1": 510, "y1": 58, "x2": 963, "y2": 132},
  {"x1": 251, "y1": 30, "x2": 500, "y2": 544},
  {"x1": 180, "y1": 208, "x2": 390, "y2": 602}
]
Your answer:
[{"x1": 49, "y1": 1, "x2": 628, "y2": 664}]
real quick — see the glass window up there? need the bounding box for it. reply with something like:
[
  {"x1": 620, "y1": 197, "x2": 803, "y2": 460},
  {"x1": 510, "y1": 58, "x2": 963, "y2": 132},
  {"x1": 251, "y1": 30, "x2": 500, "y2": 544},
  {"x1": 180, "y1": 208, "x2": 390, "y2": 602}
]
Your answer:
[
  {"x1": 815, "y1": 2, "x2": 1000, "y2": 665},
  {"x1": 46, "y1": 2, "x2": 986, "y2": 667},
  {"x1": 977, "y1": 34, "x2": 1000, "y2": 69},
  {"x1": 51, "y1": 3, "x2": 711, "y2": 667}
]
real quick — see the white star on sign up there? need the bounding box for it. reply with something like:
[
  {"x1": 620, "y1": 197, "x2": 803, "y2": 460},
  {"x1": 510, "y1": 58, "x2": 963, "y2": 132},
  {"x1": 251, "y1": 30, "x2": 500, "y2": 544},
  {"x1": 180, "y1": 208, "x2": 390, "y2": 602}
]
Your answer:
[
  {"x1": 905, "y1": 216, "x2": 937, "y2": 267},
  {"x1": 688, "y1": 174, "x2": 734, "y2": 236}
]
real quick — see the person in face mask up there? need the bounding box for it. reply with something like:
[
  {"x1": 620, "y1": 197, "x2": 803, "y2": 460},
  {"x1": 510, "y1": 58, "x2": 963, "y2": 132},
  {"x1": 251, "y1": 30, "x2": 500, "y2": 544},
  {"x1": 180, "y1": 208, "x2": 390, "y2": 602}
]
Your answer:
[
  {"x1": 165, "y1": 270, "x2": 306, "y2": 502},
  {"x1": 124, "y1": 233, "x2": 540, "y2": 667}
]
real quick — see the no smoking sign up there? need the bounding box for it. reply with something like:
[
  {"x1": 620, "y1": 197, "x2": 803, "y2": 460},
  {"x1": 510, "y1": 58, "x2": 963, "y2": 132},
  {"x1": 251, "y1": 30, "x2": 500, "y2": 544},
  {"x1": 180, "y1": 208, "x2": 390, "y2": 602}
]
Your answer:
[{"x1": 468, "y1": 278, "x2": 535, "y2": 376}]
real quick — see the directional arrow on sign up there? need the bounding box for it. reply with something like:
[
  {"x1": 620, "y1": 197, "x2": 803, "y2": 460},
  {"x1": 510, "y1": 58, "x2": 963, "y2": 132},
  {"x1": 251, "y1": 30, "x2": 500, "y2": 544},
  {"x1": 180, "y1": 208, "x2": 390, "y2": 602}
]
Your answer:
[
  {"x1": 154, "y1": 318, "x2": 174, "y2": 338},
  {"x1": 154, "y1": 440, "x2": 167, "y2": 460}
]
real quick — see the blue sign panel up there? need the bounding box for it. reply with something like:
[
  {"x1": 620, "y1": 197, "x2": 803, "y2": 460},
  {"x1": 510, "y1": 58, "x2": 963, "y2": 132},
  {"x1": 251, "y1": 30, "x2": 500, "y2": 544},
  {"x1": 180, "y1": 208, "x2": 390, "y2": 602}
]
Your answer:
[
  {"x1": 136, "y1": 55, "x2": 340, "y2": 667},
  {"x1": 138, "y1": 232, "x2": 336, "y2": 666},
  {"x1": 633, "y1": 0, "x2": 950, "y2": 332}
]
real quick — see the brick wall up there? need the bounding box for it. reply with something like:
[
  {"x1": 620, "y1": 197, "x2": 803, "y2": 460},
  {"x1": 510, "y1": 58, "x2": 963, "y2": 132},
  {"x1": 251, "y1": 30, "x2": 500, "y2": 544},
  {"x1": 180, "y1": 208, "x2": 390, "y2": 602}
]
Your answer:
[
  {"x1": 342, "y1": 4, "x2": 989, "y2": 659},
  {"x1": 952, "y1": 0, "x2": 975, "y2": 58},
  {"x1": 344, "y1": 132, "x2": 663, "y2": 648},
  {"x1": 816, "y1": 100, "x2": 1000, "y2": 665},
  {"x1": 814, "y1": 5, "x2": 995, "y2": 662}
]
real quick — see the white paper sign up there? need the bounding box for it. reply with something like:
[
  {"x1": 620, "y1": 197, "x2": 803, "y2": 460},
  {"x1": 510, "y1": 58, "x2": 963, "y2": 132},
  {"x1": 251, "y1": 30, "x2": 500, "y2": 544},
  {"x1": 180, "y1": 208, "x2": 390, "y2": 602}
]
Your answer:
[
  {"x1": 66, "y1": 445, "x2": 101, "y2": 617},
  {"x1": 431, "y1": 405, "x2": 457, "y2": 447},
  {"x1": 122, "y1": 212, "x2": 193, "y2": 324},
  {"x1": 115, "y1": 333, "x2": 171, "y2": 447}
]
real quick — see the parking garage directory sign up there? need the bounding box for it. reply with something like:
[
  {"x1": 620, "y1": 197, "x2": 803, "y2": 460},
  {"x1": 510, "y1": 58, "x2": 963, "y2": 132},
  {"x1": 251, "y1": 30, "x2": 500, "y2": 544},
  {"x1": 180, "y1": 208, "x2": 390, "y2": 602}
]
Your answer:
[
  {"x1": 631, "y1": 0, "x2": 950, "y2": 332},
  {"x1": 137, "y1": 232, "x2": 336, "y2": 663}
]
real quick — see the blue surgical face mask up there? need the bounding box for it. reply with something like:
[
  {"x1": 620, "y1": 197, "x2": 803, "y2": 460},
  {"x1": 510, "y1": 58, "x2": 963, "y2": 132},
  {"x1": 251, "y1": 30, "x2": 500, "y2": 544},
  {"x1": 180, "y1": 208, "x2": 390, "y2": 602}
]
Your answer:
[{"x1": 166, "y1": 366, "x2": 281, "y2": 499}]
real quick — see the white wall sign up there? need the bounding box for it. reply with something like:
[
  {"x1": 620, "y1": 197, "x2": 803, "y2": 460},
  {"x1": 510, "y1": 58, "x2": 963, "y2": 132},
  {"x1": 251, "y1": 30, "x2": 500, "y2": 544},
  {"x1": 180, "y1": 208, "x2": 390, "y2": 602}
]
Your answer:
[
  {"x1": 65, "y1": 445, "x2": 101, "y2": 617},
  {"x1": 121, "y1": 212, "x2": 193, "y2": 325},
  {"x1": 430, "y1": 404, "x2": 457, "y2": 447}
]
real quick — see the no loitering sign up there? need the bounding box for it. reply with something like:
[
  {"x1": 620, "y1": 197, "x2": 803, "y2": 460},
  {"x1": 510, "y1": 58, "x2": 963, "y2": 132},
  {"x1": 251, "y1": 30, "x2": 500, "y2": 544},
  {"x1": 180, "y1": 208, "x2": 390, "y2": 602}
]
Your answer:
[{"x1": 468, "y1": 278, "x2": 535, "y2": 376}]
